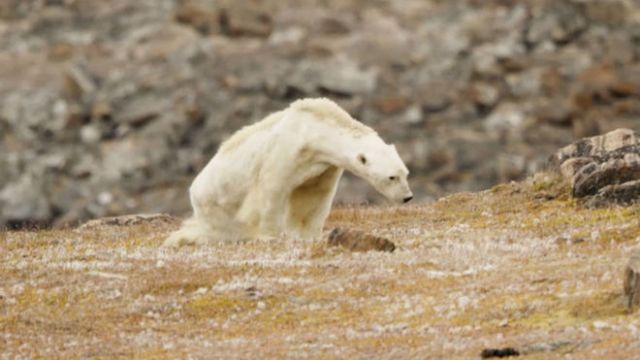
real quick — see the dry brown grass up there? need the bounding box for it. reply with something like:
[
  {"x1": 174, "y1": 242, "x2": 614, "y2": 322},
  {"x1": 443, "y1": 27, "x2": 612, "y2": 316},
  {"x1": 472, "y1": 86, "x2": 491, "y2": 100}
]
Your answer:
[{"x1": 2, "y1": 180, "x2": 640, "y2": 358}]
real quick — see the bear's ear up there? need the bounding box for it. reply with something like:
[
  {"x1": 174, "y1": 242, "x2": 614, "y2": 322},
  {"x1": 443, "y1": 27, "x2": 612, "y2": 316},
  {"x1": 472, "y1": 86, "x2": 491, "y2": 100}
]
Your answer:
[{"x1": 357, "y1": 153, "x2": 367, "y2": 165}]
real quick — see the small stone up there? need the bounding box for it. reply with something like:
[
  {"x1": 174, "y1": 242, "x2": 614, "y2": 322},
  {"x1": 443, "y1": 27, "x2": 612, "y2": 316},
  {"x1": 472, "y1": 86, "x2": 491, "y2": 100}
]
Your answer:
[
  {"x1": 47, "y1": 42, "x2": 75, "y2": 61},
  {"x1": 92, "y1": 99, "x2": 112, "y2": 120},
  {"x1": 80, "y1": 124, "x2": 102, "y2": 144},
  {"x1": 421, "y1": 91, "x2": 451, "y2": 113},
  {"x1": 402, "y1": 106, "x2": 423, "y2": 125},
  {"x1": 220, "y1": 8, "x2": 273, "y2": 38},
  {"x1": 115, "y1": 94, "x2": 165, "y2": 126},
  {"x1": 506, "y1": 68, "x2": 543, "y2": 98},
  {"x1": 317, "y1": 16, "x2": 351, "y2": 35},
  {"x1": 373, "y1": 96, "x2": 410, "y2": 114},
  {"x1": 472, "y1": 36, "x2": 525, "y2": 76},
  {"x1": 535, "y1": 99, "x2": 571, "y2": 125},
  {"x1": 481, "y1": 347, "x2": 519, "y2": 359},
  {"x1": 174, "y1": 3, "x2": 221, "y2": 35},
  {"x1": 470, "y1": 82, "x2": 500, "y2": 108},
  {"x1": 64, "y1": 63, "x2": 97, "y2": 99},
  {"x1": 484, "y1": 103, "x2": 525, "y2": 131},
  {"x1": 245, "y1": 286, "x2": 259, "y2": 298},
  {"x1": 97, "y1": 192, "x2": 113, "y2": 206},
  {"x1": 540, "y1": 68, "x2": 564, "y2": 95},
  {"x1": 64, "y1": 102, "x2": 86, "y2": 129},
  {"x1": 268, "y1": 26, "x2": 306, "y2": 45},
  {"x1": 318, "y1": 59, "x2": 378, "y2": 95},
  {"x1": 327, "y1": 228, "x2": 395, "y2": 253}
]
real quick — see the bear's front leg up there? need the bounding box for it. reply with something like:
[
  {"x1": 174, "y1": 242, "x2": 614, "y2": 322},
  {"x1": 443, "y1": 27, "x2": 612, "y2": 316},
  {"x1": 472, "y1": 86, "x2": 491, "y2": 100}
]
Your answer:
[
  {"x1": 257, "y1": 203, "x2": 287, "y2": 239},
  {"x1": 255, "y1": 181, "x2": 289, "y2": 239},
  {"x1": 287, "y1": 166, "x2": 342, "y2": 241}
]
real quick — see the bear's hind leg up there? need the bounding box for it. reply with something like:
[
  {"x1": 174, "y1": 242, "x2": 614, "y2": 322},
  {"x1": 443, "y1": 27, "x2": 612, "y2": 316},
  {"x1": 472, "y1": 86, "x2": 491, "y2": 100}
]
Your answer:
[
  {"x1": 163, "y1": 217, "x2": 216, "y2": 246},
  {"x1": 164, "y1": 201, "x2": 246, "y2": 246}
]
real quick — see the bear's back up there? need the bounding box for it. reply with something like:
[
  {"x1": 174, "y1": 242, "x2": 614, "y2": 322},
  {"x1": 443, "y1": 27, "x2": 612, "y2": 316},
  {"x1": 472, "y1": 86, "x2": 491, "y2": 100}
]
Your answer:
[
  {"x1": 218, "y1": 110, "x2": 285, "y2": 155},
  {"x1": 290, "y1": 98, "x2": 373, "y2": 137}
]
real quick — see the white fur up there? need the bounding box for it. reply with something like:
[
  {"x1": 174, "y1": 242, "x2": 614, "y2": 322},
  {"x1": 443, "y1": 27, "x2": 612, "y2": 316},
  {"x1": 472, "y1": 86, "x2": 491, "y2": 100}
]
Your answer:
[{"x1": 163, "y1": 98, "x2": 412, "y2": 246}]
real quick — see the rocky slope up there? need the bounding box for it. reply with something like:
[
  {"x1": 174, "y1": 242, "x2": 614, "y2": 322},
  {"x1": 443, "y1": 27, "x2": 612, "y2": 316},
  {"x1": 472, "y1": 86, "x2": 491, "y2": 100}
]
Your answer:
[
  {"x1": 2, "y1": 178, "x2": 640, "y2": 358},
  {"x1": 1, "y1": 0, "x2": 640, "y2": 227}
]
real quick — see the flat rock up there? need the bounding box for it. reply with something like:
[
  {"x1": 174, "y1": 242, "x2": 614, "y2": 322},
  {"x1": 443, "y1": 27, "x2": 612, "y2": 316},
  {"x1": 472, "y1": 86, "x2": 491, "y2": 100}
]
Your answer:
[
  {"x1": 552, "y1": 128, "x2": 638, "y2": 166},
  {"x1": 327, "y1": 227, "x2": 395, "y2": 253}
]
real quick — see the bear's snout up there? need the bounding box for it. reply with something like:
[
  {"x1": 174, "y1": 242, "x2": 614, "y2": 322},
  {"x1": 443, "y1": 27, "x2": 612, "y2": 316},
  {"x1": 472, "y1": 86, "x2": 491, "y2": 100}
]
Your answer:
[{"x1": 403, "y1": 195, "x2": 413, "y2": 203}]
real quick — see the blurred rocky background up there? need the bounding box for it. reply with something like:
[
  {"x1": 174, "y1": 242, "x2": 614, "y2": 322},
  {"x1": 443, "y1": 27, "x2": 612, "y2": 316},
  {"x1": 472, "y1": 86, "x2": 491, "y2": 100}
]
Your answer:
[{"x1": 1, "y1": 0, "x2": 639, "y2": 228}]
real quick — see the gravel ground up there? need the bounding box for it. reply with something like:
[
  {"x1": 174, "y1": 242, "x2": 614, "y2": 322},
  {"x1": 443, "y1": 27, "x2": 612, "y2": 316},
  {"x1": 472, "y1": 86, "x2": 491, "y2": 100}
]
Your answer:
[{"x1": 2, "y1": 180, "x2": 640, "y2": 358}]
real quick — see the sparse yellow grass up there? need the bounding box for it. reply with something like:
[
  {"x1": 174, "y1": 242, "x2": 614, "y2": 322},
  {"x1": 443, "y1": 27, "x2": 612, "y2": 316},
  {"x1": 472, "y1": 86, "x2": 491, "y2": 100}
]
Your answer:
[{"x1": 2, "y1": 180, "x2": 640, "y2": 358}]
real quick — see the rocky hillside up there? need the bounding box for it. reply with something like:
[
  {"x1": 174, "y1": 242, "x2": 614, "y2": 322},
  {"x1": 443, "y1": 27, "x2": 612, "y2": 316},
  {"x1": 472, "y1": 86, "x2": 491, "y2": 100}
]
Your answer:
[
  {"x1": 1, "y1": 0, "x2": 640, "y2": 227},
  {"x1": 2, "y1": 178, "x2": 640, "y2": 358}
]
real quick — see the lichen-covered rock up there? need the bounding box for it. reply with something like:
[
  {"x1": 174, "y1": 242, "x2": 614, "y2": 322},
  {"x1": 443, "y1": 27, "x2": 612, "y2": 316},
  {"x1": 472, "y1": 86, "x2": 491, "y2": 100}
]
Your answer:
[
  {"x1": 552, "y1": 128, "x2": 639, "y2": 167},
  {"x1": 553, "y1": 128, "x2": 640, "y2": 205},
  {"x1": 586, "y1": 180, "x2": 640, "y2": 208}
]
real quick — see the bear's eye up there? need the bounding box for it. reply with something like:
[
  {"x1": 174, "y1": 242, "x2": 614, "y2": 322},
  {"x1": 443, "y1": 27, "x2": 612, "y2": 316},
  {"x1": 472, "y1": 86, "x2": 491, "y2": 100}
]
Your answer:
[
  {"x1": 358, "y1": 154, "x2": 367, "y2": 165},
  {"x1": 389, "y1": 176, "x2": 398, "y2": 181}
]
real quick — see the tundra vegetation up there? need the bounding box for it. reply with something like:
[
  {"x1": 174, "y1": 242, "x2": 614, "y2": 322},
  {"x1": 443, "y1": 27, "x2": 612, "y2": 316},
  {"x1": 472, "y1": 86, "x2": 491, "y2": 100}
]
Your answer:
[{"x1": 2, "y1": 174, "x2": 640, "y2": 358}]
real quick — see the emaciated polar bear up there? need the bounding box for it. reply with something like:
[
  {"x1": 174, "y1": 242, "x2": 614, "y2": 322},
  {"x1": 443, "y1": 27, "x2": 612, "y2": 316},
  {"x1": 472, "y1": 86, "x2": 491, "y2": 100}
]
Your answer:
[{"x1": 164, "y1": 98, "x2": 413, "y2": 246}]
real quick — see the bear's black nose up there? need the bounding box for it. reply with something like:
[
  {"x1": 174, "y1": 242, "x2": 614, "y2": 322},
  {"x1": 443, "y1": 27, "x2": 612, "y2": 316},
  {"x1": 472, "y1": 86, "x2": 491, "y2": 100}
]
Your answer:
[{"x1": 403, "y1": 196, "x2": 413, "y2": 203}]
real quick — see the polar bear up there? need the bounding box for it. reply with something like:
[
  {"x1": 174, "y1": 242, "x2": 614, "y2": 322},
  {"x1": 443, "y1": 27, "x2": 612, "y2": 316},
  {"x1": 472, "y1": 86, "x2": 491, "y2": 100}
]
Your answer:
[{"x1": 164, "y1": 98, "x2": 412, "y2": 246}]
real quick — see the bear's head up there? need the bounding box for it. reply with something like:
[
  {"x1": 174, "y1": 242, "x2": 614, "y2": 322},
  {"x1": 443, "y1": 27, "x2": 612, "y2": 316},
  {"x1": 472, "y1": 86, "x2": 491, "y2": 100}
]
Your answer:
[{"x1": 353, "y1": 137, "x2": 413, "y2": 204}]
